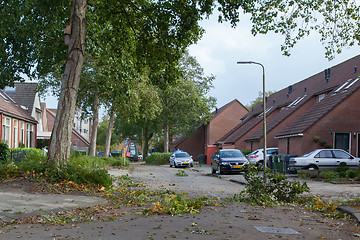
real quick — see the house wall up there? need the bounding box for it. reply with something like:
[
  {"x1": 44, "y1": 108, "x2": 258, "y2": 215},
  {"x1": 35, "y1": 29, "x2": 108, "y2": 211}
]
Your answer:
[
  {"x1": 303, "y1": 88, "x2": 360, "y2": 156},
  {"x1": 280, "y1": 88, "x2": 360, "y2": 156},
  {"x1": 208, "y1": 101, "x2": 248, "y2": 145},
  {"x1": 4, "y1": 116, "x2": 36, "y2": 148},
  {"x1": 175, "y1": 125, "x2": 205, "y2": 160},
  {"x1": 278, "y1": 136, "x2": 303, "y2": 156}
]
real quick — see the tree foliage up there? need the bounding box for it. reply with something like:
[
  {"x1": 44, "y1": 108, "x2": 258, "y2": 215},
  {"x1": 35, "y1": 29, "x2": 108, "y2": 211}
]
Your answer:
[{"x1": 241, "y1": 0, "x2": 360, "y2": 59}]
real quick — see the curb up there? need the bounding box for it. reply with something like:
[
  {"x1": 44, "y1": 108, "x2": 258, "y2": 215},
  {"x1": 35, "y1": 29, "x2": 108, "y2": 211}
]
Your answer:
[
  {"x1": 229, "y1": 179, "x2": 248, "y2": 185},
  {"x1": 337, "y1": 206, "x2": 360, "y2": 223}
]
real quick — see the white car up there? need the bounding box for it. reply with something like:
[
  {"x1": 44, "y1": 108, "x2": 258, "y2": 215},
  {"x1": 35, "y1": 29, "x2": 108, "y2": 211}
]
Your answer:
[
  {"x1": 246, "y1": 148, "x2": 278, "y2": 165},
  {"x1": 169, "y1": 151, "x2": 194, "y2": 168},
  {"x1": 288, "y1": 149, "x2": 360, "y2": 171}
]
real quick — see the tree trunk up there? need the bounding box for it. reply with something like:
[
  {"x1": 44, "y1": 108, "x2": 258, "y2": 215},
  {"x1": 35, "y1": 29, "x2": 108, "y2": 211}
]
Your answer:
[
  {"x1": 48, "y1": 0, "x2": 87, "y2": 163},
  {"x1": 104, "y1": 108, "x2": 115, "y2": 157},
  {"x1": 164, "y1": 121, "x2": 169, "y2": 153},
  {"x1": 142, "y1": 126, "x2": 153, "y2": 163},
  {"x1": 89, "y1": 88, "x2": 100, "y2": 156}
]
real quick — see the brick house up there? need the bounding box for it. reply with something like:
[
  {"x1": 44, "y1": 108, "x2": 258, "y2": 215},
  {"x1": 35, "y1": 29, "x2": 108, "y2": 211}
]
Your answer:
[
  {"x1": 44, "y1": 108, "x2": 90, "y2": 152},
  {"x1": 0, "y1": 90, "x2": 37, "y2": 148},
  {"x1": 4, "y1": 83, "x2": 46, "y2": 140},
  {"x1": 218, "y1": 55, "x2": 360, "y2": 157},
  {"x1": 173, "y1": 99, "x2": 249, "y2": 163}
]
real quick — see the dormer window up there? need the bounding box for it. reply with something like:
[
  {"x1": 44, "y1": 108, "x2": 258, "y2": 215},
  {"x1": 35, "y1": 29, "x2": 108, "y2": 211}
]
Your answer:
[{"x1": 318, "y1": 93, "x2": 325, "y2": 102}]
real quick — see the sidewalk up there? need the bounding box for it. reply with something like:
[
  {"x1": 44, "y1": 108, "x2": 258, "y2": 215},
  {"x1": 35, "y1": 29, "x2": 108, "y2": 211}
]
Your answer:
[
  {"x1": 0, "y1": 191, "x2": 107, "y2": 221},
  {"x1": 0, "y1": 168, "x2": 131, "y2": 222}
]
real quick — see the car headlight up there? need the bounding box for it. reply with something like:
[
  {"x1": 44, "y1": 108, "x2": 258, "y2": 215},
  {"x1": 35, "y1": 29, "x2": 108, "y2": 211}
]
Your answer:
[{"x1": 220, "y1": 162, "x2": 229, "y2": 166}]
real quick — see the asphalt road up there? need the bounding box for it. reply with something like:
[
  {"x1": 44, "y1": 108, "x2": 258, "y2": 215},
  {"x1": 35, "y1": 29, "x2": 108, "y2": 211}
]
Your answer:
[
  {"x1": 132, "y1": 163, "x2": 360, "y2": 201},
  {"x1": 1, "y1": 163, "x2": 360, "y2": 239}
]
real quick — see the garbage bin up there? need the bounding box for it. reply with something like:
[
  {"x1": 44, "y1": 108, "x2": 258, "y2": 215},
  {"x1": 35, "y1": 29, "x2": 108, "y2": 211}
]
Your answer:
[
  {"x1": 281, "y1": 154, "x2": 298, "y2": 173},
  {"x1": 198, "y1": 154, "x2": 207, "y2": 164}
]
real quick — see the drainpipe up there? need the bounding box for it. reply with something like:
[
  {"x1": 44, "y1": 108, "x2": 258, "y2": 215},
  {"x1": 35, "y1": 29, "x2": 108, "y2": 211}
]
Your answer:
[
  {"x1": 0, "y1": 113, "x2": 3, "y2": 142},
  {"x1": 34, "y1": 124, "x2": 37, "y2": 148}
]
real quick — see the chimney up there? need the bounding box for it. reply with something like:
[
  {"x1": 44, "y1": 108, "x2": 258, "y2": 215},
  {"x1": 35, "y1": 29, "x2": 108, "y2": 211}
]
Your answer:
[{"x1": 324, "y1": 68, "x2": 331, "y2": 82}]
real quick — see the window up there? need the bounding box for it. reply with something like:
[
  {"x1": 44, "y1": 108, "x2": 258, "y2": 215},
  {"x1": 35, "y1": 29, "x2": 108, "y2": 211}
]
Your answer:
[
  {"x1": 2, "y1": 116, "x2": 11, "y2": 146},
  {"x1": 26, "y1": 123, "x2": 34, "y2": 148},
  {"x1": 20, "y1": 122, "x2": 25, "y2": 145},
  {"x1": 13, "y1": 120, "x2": 18, "y2": 148},
  {"x1": 315, "y1": 150, "x2": 332, "y2": 158},
  {"x1": 335, "y1": 133, "x2": 350, "y2": 153},
  {"x1": 332, "y1": 150, "x2": 351, "y2": 159},
  {"x1": 318, "y1": 93, "x2": 325, "y2": 102}
]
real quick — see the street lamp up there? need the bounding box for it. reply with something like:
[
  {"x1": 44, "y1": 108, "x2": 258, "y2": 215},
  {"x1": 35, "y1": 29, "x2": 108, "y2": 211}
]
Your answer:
[{"x1": 237, "y1": 61, "x2": 267, "y2": 182}]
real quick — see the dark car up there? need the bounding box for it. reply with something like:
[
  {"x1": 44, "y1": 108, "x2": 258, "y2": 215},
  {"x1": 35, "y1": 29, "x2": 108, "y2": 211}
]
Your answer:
[{"x1": 211, "y1": 149, "x2": 249, "y2": 174}]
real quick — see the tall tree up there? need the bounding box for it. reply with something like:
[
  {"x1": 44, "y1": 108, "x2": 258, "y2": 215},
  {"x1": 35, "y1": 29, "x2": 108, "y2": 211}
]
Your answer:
[
  {"x1": 161, "y1": 51, "x2": 216, "y2": 152},
  {"x1": 48, "y1": 0, "x2": 87, "y2": 162}
]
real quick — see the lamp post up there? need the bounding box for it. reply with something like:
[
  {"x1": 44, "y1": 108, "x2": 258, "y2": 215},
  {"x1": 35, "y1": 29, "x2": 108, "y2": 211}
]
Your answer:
[{"x1": 237, "y1": 61, "x2": 267, "y2": 182}]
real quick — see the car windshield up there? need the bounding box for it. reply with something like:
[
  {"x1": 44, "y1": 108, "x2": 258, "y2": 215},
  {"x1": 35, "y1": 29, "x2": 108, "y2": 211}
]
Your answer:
[
  {"x1": 175, "y1": 152, "x2": 190, "y2": 158},
  {"x1": 220, "y1": 150, "x2": 244, "y2": 158}
]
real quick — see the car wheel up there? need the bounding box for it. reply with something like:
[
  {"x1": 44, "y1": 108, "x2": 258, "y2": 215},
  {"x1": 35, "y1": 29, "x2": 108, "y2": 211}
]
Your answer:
[
  {"x1": 219, "y1": 167, "x2": 224, "y2": 175},
  {"x1": 190, "y1": 163, "x2": 193, "y2": 167},
  {"x1": 305, "y1": 164, "x2": 318, "y2": 170},
  {"x1": 211, "y1": 165, "x2": 216, "y2": 174},
  {"x1": 170, "y1": 162, "x2": 172, "y2": 167},
  {"x1": 174, "y1": 162, "x2": 177, "y2": 168}
]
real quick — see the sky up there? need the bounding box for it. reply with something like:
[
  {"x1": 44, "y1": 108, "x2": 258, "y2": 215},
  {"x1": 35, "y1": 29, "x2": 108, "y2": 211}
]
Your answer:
[
  {"x1": 44, "y1": 12, "x2": 359, "y2": 111},
  {"x1": 188, "y1": 13, "x2": 359, "y2": 109}
]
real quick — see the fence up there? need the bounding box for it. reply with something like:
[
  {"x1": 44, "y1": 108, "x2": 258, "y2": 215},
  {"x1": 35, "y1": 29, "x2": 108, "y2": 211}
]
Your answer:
[
  {"x1": 268, "y1": 154, "x2": 297, "y2": 173},
  {"x1": 10, "y1": 149, "x2": 47, "y2": 162}
]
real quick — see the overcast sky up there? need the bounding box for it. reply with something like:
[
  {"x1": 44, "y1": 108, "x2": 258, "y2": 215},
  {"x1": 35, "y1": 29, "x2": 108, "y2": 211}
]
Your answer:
[{"x1": 188, "y1": 13, "x2": 359, "y2": 108}]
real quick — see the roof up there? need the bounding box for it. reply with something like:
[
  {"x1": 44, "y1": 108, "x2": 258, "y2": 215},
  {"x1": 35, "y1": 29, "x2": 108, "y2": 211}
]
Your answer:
[
  {"x1": 277, "y1": 78, "x2": 360, "y2": 138},
  {"x1": 0, "y1": 90, "x2": 38, "y2": 123},
  {"x1": 220, "y1": 54, "x2": 360, "y2": 144},
  {"x1": 211, "y1": 99, "x2": 247, "y2": 118},
  {"x1": 45, "y1": 108, "x2": 90, "y2": 146},
  {"x1": 5, "y1": 83, "x2": 38, "y2": 114},
  {"x1": 173, "y1": 99, "x2": 245, "y2": 146}
]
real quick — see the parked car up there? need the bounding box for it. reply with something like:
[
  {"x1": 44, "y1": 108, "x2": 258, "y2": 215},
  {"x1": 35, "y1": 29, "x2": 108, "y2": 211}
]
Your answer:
[
  {"x1": 169, "y1": 151, "x2": 194, "y2": 168},
  {"x1": 288, "y1": 149, "x2": 360, "y2": 172},
  {"x1": 211, "y1": 149, "x2": 249, "y2": 174},
  {"x1": 96, "y1": 151, "x2": 112, "y2": 157},
  {"x1": 246, "y1": 148, "x2": 278, "y2": 165}
]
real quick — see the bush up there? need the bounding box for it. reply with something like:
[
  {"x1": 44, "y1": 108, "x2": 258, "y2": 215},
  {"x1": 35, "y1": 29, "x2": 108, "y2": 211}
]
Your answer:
[
  {"x1": 146, "y1": 153, "x2": 172, "y2": 165},
  {"x1": 86, "y1": 169, "x2": 112, "y2": 188},
  {"x1": 70, "y1": 150, "x2": 87, "y2": 158},
  {"x1": 0, "y1": 142, "x2": 10, "y2": 164},
  {"x1": 336, "y1": 162, "x2": 349, "y2": 173},
  {"x1": 347, "y1": 170, "x2": 356, "y2": 178}
]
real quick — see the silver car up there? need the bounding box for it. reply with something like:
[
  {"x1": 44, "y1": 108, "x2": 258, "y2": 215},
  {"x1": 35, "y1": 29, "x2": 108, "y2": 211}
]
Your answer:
[
  {"x1": 288, "y1": 149, "x2": 360, "y2": 171},
  {"x1": 170, "y1": 152, "x2": 194, "y2": 168}
]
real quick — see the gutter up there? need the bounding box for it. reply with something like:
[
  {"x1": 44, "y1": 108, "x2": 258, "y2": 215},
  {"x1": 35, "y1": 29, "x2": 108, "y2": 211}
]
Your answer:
[{"x1": 275, "y1": 133, "x2": 304, "y2": 139}]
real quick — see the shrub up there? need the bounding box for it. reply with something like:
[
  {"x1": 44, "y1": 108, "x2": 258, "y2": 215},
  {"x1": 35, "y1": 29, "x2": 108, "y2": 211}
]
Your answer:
[
  {"x1": 347, "y1": 170, "x2": 356, "y2": 179},
  {"x1": 70, "y1": 150, "x2": 87, "y2": 158},
  {"x1": 338, "y1": 171, "x2": 347, "y2": 178},
  {"x1": 146, "y1": 153, "x2": 172, "y2": 165},
  {"x1": 0, "y1": 142, "x2": 10, "y2": 164},
  {"x1": 336, "y1": 162, "x2": 349, "y2": 173},
  {"x1": 86, "y1": 169, "x2": 112, "y2": 188}
]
